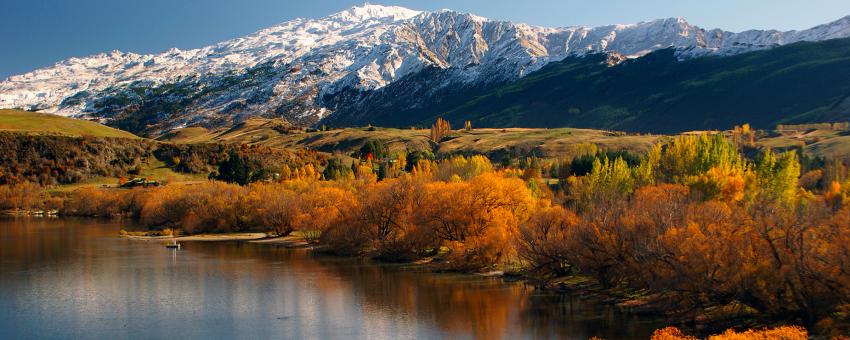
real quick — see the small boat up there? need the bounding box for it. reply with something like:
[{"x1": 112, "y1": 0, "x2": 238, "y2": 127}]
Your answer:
[{"x1": 165, "y1": 242, "x2": 181, "y2": 249}]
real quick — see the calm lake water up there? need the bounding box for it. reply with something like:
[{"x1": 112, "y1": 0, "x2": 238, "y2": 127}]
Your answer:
[{"x1": 0, "y1": 217, "x2": 665, "y2": 339}]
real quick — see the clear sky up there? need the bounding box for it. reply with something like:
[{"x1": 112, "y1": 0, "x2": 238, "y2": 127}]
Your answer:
[{"x1": 3, "y1": 0, "x2": 850, "y2": 79}]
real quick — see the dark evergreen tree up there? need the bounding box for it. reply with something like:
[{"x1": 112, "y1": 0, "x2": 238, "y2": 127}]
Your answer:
[
  {"x1": 405, "y1": 150, "x2": 434, "y2": 172},
  {"x1": 216, "y1": 149, "x2": 251, "y2": 185},
  {"x1": 323, "y1": 158, "x2": 353, "y2": 180},
  {"x1": 359, "y1": 140, "x2": 389, "y2": 160}
]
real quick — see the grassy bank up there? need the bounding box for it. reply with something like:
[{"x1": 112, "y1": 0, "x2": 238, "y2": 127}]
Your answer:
[{"x1": 0, "y1": 109, "x2": 139, "y2": 138}]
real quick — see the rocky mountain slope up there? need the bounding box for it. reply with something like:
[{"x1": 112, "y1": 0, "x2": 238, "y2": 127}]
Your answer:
[
  {"x1": 423, "y1": 38, "x2": 850, "y2": 133},
  {"x1": 2, "y1": 4, "x2": 850, "y2": 135}
]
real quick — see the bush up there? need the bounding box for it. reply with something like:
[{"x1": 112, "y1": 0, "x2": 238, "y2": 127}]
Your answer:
[
  {"x1": 650, "y1": 326, "x2": 807, "y2": 340},
  {"x1": 0, "y1": 182, "x2": 44, "y2": 211}
]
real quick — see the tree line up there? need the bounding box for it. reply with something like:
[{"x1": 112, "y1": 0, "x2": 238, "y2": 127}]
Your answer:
[{"x1": 0, "y1": 132, "x2": 327, "y2": 186}]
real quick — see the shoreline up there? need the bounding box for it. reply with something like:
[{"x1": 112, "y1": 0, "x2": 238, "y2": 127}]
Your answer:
[
  {"x1": 117, "y1": 230, "x2": 809, "y2": 335},
  {"x1": 123, "y1": 231, "x2": 666, "y2": 313},
  {"x1": 3, "y1": 209, "x2": 59, "y2": 217},
  {"x1": 121, "y1": 231, "x2": 312, "y2": 248}
]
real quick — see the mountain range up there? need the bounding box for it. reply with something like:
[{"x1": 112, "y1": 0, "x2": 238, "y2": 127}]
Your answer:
[{"x1": 2, "y1": 4, "x2": 850, "y2": 135}]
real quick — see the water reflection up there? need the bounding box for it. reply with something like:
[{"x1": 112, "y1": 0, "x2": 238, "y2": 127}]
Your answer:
[{"x1": 0, "y1": 217, "x2": 663, "y2": 339}]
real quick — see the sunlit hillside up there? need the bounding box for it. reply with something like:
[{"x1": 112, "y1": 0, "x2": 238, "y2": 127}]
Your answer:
[{"x1": 0, "y1": 109, "x2": 139, "y2": 138}]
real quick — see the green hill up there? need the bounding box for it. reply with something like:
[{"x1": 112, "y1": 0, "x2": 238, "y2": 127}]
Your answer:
[{"x1": 0, "y1": 109, "x2": 139, "y2": 138}]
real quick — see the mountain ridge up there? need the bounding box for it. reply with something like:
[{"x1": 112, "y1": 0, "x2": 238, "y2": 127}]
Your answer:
[
  {"x1": 2, "y1": 4, "x2": 850, "y2": 135},
  {"x1": 429, "y1": 38, "x2": 850, "y2": 133}
]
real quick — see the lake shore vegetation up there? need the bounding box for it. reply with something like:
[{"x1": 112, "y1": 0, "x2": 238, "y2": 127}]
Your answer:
[{"x1": 3, "y1": 129, "x2": 850, "y2": 337}]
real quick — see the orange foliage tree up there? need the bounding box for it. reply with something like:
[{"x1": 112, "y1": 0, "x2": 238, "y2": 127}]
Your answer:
[{"x1": 430, "y1": 117, "x2": 452, "y2": 142}]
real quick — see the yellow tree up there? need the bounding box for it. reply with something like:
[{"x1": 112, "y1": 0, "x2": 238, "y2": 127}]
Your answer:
[{"x1": 732, "y1": 123, "x2": 756, "y2": 147}]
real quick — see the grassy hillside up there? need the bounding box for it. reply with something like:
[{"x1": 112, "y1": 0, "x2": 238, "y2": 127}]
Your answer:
[
  {"x1": 759, "y1": 128, "x2": 850, "y2": 160},
  {"x1": 159, "y1": 118, "x2": 850, "y2": 163},
  {"x1": 0, "y1": 109, "x2": 139, "y2": 138},
  {"x1": 158, "y1": 118, "x2": 662, "y2": 159},
  {"x1": 335, "y1": 38, "x2": 850, "y2": 134}
]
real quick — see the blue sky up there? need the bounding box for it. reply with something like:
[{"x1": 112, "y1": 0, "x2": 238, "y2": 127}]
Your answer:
[{"x1": 3, "y1": 0, "x2": 850, "y2": 78}]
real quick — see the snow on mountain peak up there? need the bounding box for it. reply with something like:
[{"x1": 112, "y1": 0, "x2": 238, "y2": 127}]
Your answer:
[
  {"x1": 328, "y1": 4, "x2": 421, "y2": 23},
  {"x1": 2, "y1": 6, "x2": 850, "y2": 130}
]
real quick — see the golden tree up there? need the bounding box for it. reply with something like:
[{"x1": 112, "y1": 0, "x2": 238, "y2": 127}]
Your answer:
[
  {"x1": 430, "y1": 117, "x2": 452, "y2": 142},
  {"x1": 732, "y1": 123, "x2": 756, "y2": 147}
]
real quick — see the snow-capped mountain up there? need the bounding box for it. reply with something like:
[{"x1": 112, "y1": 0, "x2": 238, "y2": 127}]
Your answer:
[{"x1": 2, "y1": 4, "x2": 850, "y2": 134}]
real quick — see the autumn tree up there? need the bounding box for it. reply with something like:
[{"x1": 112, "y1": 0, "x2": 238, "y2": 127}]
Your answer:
[
  {"x1": 435, "y1": 155, "x2": 494, "y2": 181},
  {"x1": 0, "y1": 182, "x2": 44, "y2": 211},
  {"x1": 420, "y1": 173, "x2": 535, "y2": 270},
  {"x1": 355, "y1": 177, "x2": 437, "y2": 260},
  {"x1": 430, "y1": 117, "x2": 452, "y2": 142},
  {"x1": 567, "y1": 156, "x2": 634, "y2": 211},
  {"x1": 296, "y1": 185, "x2": 356, "y2": 241},
  {"x1": 244, "y1": 183, "x2": 299, "y2": 236},
  {"x1": 732, "y1": 123, "x2": 756, "y2": 148},
  {"x1": 516, "y1": 205, "x2": 579, "y2": 280},
  {"x1": 753, "y1": 149, "x2": 800, "y2": 206},
  {"x1": 657, "y1": 134, "x2": 743, "y2": 184}
]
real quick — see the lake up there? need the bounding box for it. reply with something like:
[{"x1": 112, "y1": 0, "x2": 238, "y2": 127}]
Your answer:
[{"x1": 0, "y1": 217, "x2": 664, "y2": 339}]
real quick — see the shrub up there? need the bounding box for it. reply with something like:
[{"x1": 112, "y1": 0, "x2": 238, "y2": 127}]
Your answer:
[
  {"x1": 650, "y1": 326, "x2": 807, "y2": 340},
  {"x1": 0, "y1": 182, "x2": 44, "y2": 211}
]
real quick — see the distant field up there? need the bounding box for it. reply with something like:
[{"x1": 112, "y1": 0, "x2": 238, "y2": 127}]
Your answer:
[
  {"x1": 0, "y1": 109, "x2": 139, "y2": 139},
  {"x1": 759, "y1": 128, "x2": 850, "y2": 160},
  {"x1": 157, "y1": 118, "x2": 662, "y2": 159},
  {"x1": 158, "y1": 118, "x2": 850, "y2": 163},
  {"x1": 5, "y1": 107, "x2": 846, "y2": 164}
]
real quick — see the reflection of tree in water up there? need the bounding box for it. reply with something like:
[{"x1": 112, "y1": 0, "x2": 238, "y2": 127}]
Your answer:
[
  {"x1": 184, "y1": 242, "x2": 663, "y2": 339},
  {"x1": 311, "y1": 261, "x2": 523, "y2": 340},
  {"x1": 0, "y1": 217, "x2": 120, "y2": 271},
  {"x1": 517, "y1": 292, "x2": 663, "y2": 339},
  {"x1": 307, "y1": 256, "x2": 666, "y2": 339},
  {"x1": 188, "y1": 243, "x2": 519, "y2": 338}
]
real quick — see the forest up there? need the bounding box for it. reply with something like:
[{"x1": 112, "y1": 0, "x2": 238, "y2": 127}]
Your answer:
[{"x1": 2, "y1": 126, "x2": 849, "y2": 337}]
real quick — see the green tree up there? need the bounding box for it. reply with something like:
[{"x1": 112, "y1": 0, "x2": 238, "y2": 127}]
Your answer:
[
  {"x1": 658, "y1": 134, "x2": 743, "y2": 183},
  {"x1": 359, "y1": 140, "x2": 389, "y2": 160},
  {"x1": 216, "y1": 150, "x2": 251, "y2": 185},
  {"x1": 323, "y1": 158, "x2": 354, "y2": 181},
  {"x1": 755, "y1": 150, "x2": 800, "y2": 206},
  {"x1": 405, "y1": 150, "x2": 434, "y2": 172}
]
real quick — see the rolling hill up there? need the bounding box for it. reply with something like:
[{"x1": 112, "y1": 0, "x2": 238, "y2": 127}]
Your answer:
[
  {"x1": 157, "y1": 117, "x2": 850, "y2": 162},
  {"x1": 157, "y1": 118, "x2": 662, "y2": 159},
  {"x1": 0, "y1": 109, "x2": 139, "y2": 138}
]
